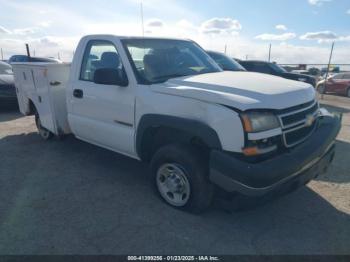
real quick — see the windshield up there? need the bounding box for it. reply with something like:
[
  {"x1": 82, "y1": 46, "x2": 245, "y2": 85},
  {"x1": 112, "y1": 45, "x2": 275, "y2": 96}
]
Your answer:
[
  {"x1": 122, "y1": 39, "x2": 222, "y2": 84},
  {"x1": 207, "y1": 52, "x2": 245, "y2": 71},
  {"x1": 0, "y1": 62, "x2": 13, "y2": 75},
  {"x1": 269, "y1": 63, "x2": 287, "y2": 74}
]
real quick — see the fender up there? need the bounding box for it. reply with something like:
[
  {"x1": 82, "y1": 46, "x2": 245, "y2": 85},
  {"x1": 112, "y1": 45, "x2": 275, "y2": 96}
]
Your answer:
[{"x1": 136, "y1": 114, "x2": 222, "y2": 159}]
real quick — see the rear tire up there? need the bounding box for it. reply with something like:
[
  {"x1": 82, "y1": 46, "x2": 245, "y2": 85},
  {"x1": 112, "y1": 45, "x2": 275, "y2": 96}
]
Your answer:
[
  {"x1": 35, "y1": 113, "x2": 53, "y2": 140},
  {"x1": 150, "y1": 144, "x2": 213, "y2": 213}
]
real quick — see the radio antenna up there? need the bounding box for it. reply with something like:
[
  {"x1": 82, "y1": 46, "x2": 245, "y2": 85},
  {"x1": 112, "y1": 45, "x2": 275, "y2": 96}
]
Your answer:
[
  {"x1": 140, "y1": 1, "x2": 145, "y2": 37},
  {"x1": 25, "y1": 43, "x2": 31, "y2": 57}
]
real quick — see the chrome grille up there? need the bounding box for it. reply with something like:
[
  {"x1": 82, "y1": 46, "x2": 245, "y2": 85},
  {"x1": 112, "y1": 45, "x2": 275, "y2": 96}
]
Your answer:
[{"x1": 278, "y1": 100, "x2": 319, "y2": 147}]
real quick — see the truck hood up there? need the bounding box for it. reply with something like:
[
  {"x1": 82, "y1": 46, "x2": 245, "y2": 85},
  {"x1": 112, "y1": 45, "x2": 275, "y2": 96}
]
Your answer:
[{"x1": 150, "y1": 71, "x2": 315, "y2": 111}]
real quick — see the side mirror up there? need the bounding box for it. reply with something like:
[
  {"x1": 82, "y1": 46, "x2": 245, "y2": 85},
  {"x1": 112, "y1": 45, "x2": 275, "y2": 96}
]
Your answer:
[{"x1": 93, "y1": 68, "x2": 128, "y2": 86}]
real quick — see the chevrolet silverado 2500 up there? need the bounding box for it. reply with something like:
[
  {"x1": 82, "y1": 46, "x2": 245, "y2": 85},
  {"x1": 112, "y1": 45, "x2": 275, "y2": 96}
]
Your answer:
[{"x1": 12, "y1": 35, "x2": 341, "y2": 212}]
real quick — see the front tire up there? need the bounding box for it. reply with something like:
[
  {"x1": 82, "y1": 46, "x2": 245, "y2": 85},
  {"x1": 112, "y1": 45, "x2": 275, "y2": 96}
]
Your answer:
[
  {"x1": 150, "y1": 144, "x2": 213, "y2": 213},
  {"x1": 35, "y1": 113, "x2": 53, "y2": 140}
]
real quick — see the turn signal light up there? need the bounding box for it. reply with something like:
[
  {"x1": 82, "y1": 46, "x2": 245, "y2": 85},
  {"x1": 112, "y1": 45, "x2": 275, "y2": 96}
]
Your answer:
[
  {"x1": 242, "y1": 145, "x2": 278, "y2": 156},
  {"x1": 241, "y1": 115, "x2": 253, "y2": 132},
  {"x1": 242, "y1": 146, "x2": 259, "y2": 156}
]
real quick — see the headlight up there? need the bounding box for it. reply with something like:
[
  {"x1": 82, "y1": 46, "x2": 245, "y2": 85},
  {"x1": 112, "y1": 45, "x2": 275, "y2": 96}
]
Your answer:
[{"x1": 241, "y1": 112, "x2": 280, "y2": 132}]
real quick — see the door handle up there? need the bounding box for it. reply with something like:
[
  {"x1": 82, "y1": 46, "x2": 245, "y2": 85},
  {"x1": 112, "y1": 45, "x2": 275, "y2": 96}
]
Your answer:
[
  {"x1": 73, "y1": 89, "x2": 83, "y2": 98},
  {"x1": 50, "y1": 81, "x2": 61, "y2": 86}
]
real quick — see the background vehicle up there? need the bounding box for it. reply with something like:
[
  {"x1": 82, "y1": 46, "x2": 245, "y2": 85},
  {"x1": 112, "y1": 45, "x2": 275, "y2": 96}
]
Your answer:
[
  {"x1": 317, "y1": 73, "x2": 350, "y2": 97},
  {"x1": 291, "y1": 68, "x2": 321, "y2": 77},
  {"x1": 206, "y1": 51, "x2": 246, "y2": 71},
  {"x1": 239, "y1": 60, "x2": 317, "y2": 87},
  {"x1": 12, "y1": 35, "x2": 340, "y2": 213},
  {"x1": 321, "y1": 66, "x2": 340, "y2": 74},
  {"x1": 8, "y1": 55, "x2": 61, "y2": 64},
  {"x1": 0, "y1": 61, "x2": 17, "y2": 108}
]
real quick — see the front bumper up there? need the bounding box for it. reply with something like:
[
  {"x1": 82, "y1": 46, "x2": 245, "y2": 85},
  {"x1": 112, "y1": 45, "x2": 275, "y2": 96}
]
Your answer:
[{"x1": 209, "y1": 114, "x2": 341, "y2": 197}]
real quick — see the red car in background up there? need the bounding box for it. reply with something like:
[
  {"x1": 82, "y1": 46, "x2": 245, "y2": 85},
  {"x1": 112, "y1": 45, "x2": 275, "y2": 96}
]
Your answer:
[{"x1": 317, "y1": 72, "x2": 350, "y2": 97}]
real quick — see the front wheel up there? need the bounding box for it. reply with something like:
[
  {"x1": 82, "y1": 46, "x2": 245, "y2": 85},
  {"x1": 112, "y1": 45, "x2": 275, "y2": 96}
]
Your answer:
[
  {"x1": 35, "y1": 113, "x2": 53, "y2": 140},
  {"x1": 151, "y1": 144, "x2": 213, "y2": 213}
]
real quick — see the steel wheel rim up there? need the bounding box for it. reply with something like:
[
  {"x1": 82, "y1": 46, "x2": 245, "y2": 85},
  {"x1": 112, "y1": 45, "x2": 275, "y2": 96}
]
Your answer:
[{"x1": 156, "y1": 163, "x2": 191, "y2": 207}]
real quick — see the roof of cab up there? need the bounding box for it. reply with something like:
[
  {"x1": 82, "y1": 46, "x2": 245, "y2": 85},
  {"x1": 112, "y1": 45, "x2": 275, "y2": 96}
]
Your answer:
[{"x1": 80, "y1": 34, "x2": 193, "y2": 42}]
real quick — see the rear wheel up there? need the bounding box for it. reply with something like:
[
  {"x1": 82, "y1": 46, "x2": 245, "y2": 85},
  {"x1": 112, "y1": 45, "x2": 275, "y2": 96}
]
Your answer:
[
  {"x1": 151, "y1": 144, "x2": 213, "y2": 213},
  {"x1": 35, "y1": 113, "x2": 53, "y2": 140}
]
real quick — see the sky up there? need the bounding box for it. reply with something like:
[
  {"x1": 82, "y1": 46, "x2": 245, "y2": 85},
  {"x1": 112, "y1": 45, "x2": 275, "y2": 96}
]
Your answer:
[{"x1": 0, "y1": 0, "x2": 349, "y2": 64}]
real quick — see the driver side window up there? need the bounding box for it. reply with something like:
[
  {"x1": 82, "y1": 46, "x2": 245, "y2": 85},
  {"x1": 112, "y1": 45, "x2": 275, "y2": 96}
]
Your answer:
[{"x1": 80, "y1": 40, "x2": 126, "y2": 82}]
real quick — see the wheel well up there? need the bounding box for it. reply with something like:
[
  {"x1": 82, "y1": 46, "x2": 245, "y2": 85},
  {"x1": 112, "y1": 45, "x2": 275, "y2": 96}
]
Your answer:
[
  {"x1": 139, "y1": 126, "x2": 210, "y2": 162},
  {"x1": 28, "y1": 99, "x2": 36, "y2": 115}
]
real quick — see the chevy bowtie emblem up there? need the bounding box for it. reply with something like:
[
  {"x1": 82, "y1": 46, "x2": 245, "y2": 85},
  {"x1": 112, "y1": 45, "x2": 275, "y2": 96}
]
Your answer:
[{"x1": 305, "y1": 114, "x2": 315, "y2": 127}]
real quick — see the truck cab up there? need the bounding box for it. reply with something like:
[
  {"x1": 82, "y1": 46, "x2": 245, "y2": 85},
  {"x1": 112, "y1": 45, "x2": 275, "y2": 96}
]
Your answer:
[{"x1": 13, "y1": 35, "x2": 341, "y2": 212}]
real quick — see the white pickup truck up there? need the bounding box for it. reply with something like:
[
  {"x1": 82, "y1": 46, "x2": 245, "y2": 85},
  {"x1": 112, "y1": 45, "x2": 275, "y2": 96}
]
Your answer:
[{"x1": 12, "y1": 35, "x2": 340, "y2": 212}]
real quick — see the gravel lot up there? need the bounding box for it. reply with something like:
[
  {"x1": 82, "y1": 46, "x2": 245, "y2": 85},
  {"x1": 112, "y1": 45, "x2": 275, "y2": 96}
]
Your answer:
[{"x1": 0, "y1": 95, "x2": 349, "y2": 255}]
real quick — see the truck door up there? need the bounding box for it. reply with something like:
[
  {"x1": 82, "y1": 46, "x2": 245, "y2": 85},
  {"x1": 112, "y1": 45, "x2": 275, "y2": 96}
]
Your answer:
[{"x1": 68, "y1": 39, "x2": 136, "y2": 157}]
